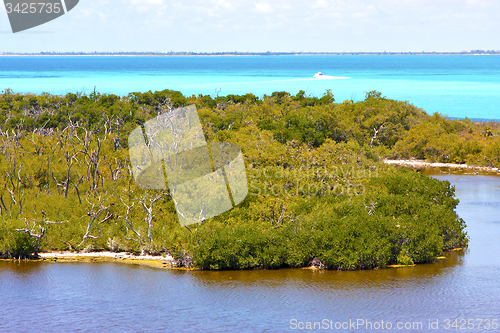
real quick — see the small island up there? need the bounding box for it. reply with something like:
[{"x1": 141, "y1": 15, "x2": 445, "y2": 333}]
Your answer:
[{"x1": 2, "y1": 88, "x2": 496, "y2": 269}]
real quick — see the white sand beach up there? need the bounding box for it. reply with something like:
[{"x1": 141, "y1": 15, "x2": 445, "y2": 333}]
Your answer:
[{"x1": 384, "y1": 159, "x2": 500, "y2": 174}]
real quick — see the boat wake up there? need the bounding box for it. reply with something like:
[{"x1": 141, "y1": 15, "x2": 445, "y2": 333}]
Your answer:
[
  {"x1": 270, "y1": 76, "x2": 350, "y2": 83},
  {"x1": 313, "y1": 72, "x2": 346, "y2": 80},
  {"x1": 312, "y1": 75, "x2": 349, "y2": 80}
]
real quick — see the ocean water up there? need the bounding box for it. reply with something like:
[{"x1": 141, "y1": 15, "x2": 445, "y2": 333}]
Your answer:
[{"x1": 0, "y1": 55, "x2": 499, "y2": 119}]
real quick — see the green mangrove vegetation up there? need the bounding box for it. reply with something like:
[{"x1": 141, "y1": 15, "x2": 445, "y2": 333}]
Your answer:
[{"x1": 1, "y1": 88, "x2": 490, "y2": 269}]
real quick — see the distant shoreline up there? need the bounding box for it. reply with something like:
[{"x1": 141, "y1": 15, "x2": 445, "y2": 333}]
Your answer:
[
  {"x1": 0, "y1": 54, "x2": 260, "y2": 57},
  {"x1": 2, "y1": 51, "x2": 500, "y2": 57}
]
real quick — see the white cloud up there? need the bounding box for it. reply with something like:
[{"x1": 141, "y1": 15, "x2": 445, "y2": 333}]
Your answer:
[
  {"x1": 254, "y1": 2, "x2": 273, "y2": 14},
  {"x1": 313, "y1": 0, "x2": 329, "y2": 9},
  {"x1": 216, "y1": 0, "x2": 234, "y2": 10},
  {"x1": 129, "y1": 0, "x2": 164, "y2": 5},
  {"x1": 126, "y1": 0, "x2": 168, "y2": 13}
]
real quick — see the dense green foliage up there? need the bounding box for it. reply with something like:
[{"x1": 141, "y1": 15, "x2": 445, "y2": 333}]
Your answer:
[{"x1": 0, "y1": 88, "x2": 476, "y2": 268}]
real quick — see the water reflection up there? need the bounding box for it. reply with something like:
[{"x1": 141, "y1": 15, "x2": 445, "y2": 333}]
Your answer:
[{"x1": 1, "y1": 173, "x2": 499, "y2": 333}]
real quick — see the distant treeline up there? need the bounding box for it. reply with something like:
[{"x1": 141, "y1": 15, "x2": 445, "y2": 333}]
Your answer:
[
  {"x1": 0, "y1": 88, "x2": 479, "y2": 269},
  {"x1": 2, "y1": 50, "x2": 500, "y2": 56}
]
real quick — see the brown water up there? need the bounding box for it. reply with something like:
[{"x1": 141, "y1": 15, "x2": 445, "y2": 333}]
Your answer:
[{"x1": 1, "y1": 174, "x2": 499, "y2": 332}]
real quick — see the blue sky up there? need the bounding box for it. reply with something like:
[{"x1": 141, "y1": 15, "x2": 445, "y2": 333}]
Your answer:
[{"x1": 1, "y1": 0, "x2": 499, "y2": 52}]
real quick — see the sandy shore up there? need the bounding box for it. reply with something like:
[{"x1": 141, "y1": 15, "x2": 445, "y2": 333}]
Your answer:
[
  {"x1": 37, "y1": 251, "x2": 186, "y2": 269},
  {"x1": 24, "y1": 248, "x2": 464, "y2": 270},
  {"x1": 384, "y1": 159, "x2": 500, "y2": 175}
]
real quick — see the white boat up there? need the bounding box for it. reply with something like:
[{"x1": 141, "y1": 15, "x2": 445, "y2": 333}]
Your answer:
[{"x1": 313, "y1": 72, "x2": 324, "y2": 78}]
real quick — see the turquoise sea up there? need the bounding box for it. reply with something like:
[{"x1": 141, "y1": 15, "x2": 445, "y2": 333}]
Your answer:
[{"x1": 0, "y1": 55, "x2": 499, "y2": 120}]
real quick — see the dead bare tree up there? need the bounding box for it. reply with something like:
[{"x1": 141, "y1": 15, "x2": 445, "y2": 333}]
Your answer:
[
  {"x1": 112, "y1": 117, "x2": 124, "y2": 151},
  {"x1": 16, "y1": 214, "x2": 67, "y2": 249},
  {"x1": 364, "y1": 200, "x2": 377, "y2": 215},
  {"x1": 78, "y1": 194, "x2": 114, "y2": 248},
  {"x1": 51, "y1": 172, "x2": 64, "y2": 195},
  {"x1": 118, "y1": 197, "x2": 141, "y2": 244},
  {"x1": 78, "y1": 128, "x2": 103, "y2": 190},
  {"x1": 102, "y1": 114, "x2": 114, "y2": 137},
  {"x1": 73, "y1": 183, "x2": 82, "y2": 204},
  {"x1": 0, "y1": 193, "x2": 7, "y2": 215},
  {"x1": 261, "y1": 199, "x2": 298, "y2": 230},
  {"x1": 51, "y1": 161, "x2": 74, "y2": 198},
  {"x1": 107, "y1": 158, "x2": 128, "y2": 181},
  {"x1": 63, "y1": 117, "x2": 81, "y2": 141},
  {"x1": 8, "y1": 124, "x2": 24, "y2": 150},
  {"x1": 370, "y1": 122, "x2": 388, "y2": 147},
  {"x1": 57, "y1": 132, "x2": 79, "y2": 163},
  {"x1": 4, "y1": 160, "x2": 25, "y2": 215},
  {"x1": 138, "y1": 192, "x2": 164, "y2": 243},
  {"x1": 63, "y1": 161, "x2": 73, "y2": 198},
  {"x1": 4, "y1": 156, "x2": 18, "y2": 189},
  {"x1": 24, "y1": 128, "x2": 48, "y2": 156},
  {"x1": 154, "y1": 97, "x2": 174, "y2": 115}
]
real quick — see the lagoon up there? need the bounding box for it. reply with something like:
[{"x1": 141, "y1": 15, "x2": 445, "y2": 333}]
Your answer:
[{"x1": 1, "y1": 173, "x2": 499, "y2": 332}]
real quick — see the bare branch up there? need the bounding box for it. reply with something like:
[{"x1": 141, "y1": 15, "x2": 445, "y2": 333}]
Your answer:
[
  {"x1": 78, "y1": 194, "x2": 113, "y2": 248},
  {"x1": 119, "y1": 197, "x2": 141, "y2": 243},
  {"x1": 370, "y1": 122, "x2": 388, "y2": 147},
  {"x1": 16, "y1": 215, "x2": 67, "y2": 248},
  {"x1": 261, "y1": 199, "x2": 297, "y2": 229},
  {"x1": 364, "y1": 200, "x2": 377, "y2": 215},
  {"x1": 139, "y1": 192, "x2": 165, "y2": 243}
]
